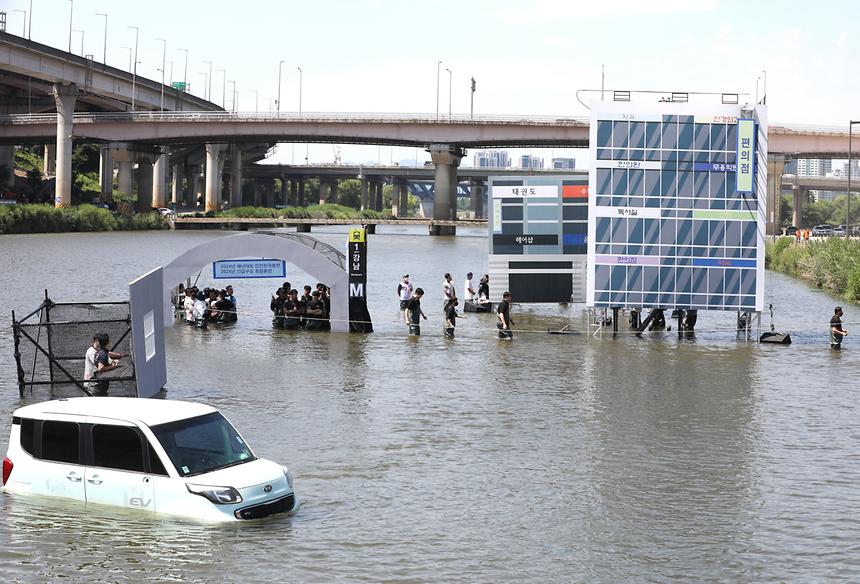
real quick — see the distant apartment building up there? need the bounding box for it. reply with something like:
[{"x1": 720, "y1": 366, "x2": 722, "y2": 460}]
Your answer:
[
  {"x1": 473, "y1": 150, "x2": 510, "y2": 168},
  {"x1": 520, "y1": 155, "x2": 544, "y2": 169},
  {"x1": 552, "y1": 157, "x2": 576, "y2": 169},
  {"x1": 796, "y1": 158, "x2": 832, "y2": 177}
]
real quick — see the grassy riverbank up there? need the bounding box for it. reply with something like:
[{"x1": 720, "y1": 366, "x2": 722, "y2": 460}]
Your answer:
[
  {"x1": 0, "y1": 204, "x2": 168, "y2": 235},
  {"x1": 766, "y1": 237, "x2": 860, "y2": 302},
  {"x1": 215, "y1": 204, "x2": 394, "y2": 220}
]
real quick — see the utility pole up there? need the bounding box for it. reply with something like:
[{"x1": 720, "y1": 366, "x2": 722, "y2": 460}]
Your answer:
[
  {"x1": 203, "y1": 60, "x2": 212, "y2": 102},
  {"x1": 67, "y1": 0, "x2": 73, "y2": 53},
  {"x1": 446, "y1": 68, "x2": 452, "y2": 121},
  {"x1": 470, "y1": 76, "x2": 476, "y2": 119},
  {"x1": 228, "y1": 80, "x2": 236, "y2": 112},
  {"x1": 217, "y1": 69, "x2": 226, "y2": 109},
  {"x1": 178, "y1": 48, "x2": 188, "y2": 89},
  {"x1": 157, "y1": 38, "x2": 166, "y2": 110},
  {"x1": 436, "y1": 61, "x2": 441, "y2": 120},
  {"x1": 277, "y1": 60, "x2": 284, "y2": 114},
  {"x1": 28, "y1": 0, "x2": 33, "y2": 39},
  {"x1": 297, "y1": 66, "x2": 302, "y2": 115},
  {"x1": 128, "y1": 25, "x2": 139, "y2": 110},
  {"x1": 95, "y1": 12, "x2": 107, "y2": 63}
]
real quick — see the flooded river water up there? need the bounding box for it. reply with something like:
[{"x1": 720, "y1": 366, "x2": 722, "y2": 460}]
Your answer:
[{"x1": 0, "y1": 227, "x2": 858, "y2": 582}]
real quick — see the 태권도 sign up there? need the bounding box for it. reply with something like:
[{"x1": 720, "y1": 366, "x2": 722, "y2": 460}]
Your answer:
[{"x1": 212, "y1": 259, "x2": 286, "y2": 279}]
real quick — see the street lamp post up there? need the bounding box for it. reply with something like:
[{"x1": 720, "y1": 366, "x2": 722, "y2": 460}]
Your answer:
[
  {"x1": 198, "y1": 72, "x2": 208, "y2": 100},
  {"x1": 156, "y1": 38, "x2": 166, "y2": 110},
  {"x1": 67, "y1": 0, "x2": 73, "y2": 53},
  {"x1": 436, "y1": 60, "x2": 441, "y2": 120},
  {"x1": 250, "y1": 90, "x2": 258, "y2": 113},
  {"x1": 297, "y1": 67, "x2": 302, "y2": 115},
  {"x1": 227, "y1": 80, "x2": 236, "y2": 112},
  {"x1": 848, "y1": 121, "x2": 859, "y2": 239},
  {"x1": 12, "y1": 10, "x2": 26, "y2": 37},
  {"x1": 277, "y1": 60, "x2": 284, "y2": 114},
  {"x1": 166, "y1": 60, "x2": 173, "y2": 85},
  {"x1": 470, "y1": 76, "x2": 476, "y2": 119},
  {"x1": 446, "y1": 67, "x2": 452, "y2": 121},
  {"x1": 95, "y1": 12, "x2": 107, "y2": 63},
  {"x1": 128, "y1": 26, "x2": 139, "y2": 110},
  {"x1": 202, "y1": 60, "x2": 213, "y2": 102},
  {"x1": 178, "y1": 48, "x2": 188, "y2": 89},
  {"x1": 28, "y1": 0, "x2": 33, "y2": 39},
  {"x1": 72, "y1": 29, "x2": 84, "y2": 55},
  {"x1": 217, "y1": 69, "x2": 226, "y2": 109},
  {"x1": 122, "y1": 46, "x2": 132, "y2": 71}
]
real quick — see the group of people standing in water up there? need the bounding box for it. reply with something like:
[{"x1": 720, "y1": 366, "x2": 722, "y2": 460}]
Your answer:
[
  {"x1": 178, "y1": 283, "x2": 237, "y2": 327},
  {"x1": 270, "y1": 281, "x2": 332, "y2": 330},
  {"x1": 396, "y1": 272, "x2": 514, "y2": 339}
]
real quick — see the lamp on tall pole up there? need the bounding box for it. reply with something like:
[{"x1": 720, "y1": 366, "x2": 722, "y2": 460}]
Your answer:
[
  {"x1": 250, "y1": 90, "x2": 258, "y2": 113},
  {"x1": 446, "y1": 67, "x2": 452, "y2": 121},
  {"x1": 122, "y1": 46, "x2": 132, "y2": 71},
  {"x1": 166, "y1": 60, "x2": 173, "y2": 85},
  {"x1": 67, "y1": 0, "x2": 73, "y2": 53},
  {"x1": 217, "y1": 69, "x2": 226, "y2": 109},
  {"x1": 11, "y1": 10, "x2": 26, "y2": 37},
  {"x1": 178, "y1": 48, "x2": 188, "y2": 89},
  {"x1": 202, "y1": 60, "x2": 212, "y2": 102},
  {"x1": 128, "y1": 25, "x2": 139, "y2": 110},
  {"x1": 156, "y1": 38, "x2": 167, "y2": 110},
  {"x1": 198, "y1": 72, "x2": 208, "y2": 100},
  {"x1": 28, "y1": 0, "x2": 33, "y2": 39},
  {"x1": 470, "y1": 76, "x2": 476, "y2": 120},
  {"x1": 297, "y1": 66, "x2": 302, "y2": 115},
  {"x1": 72, "y1": 29, "x2": 84, "y2": 55},
  {"x1": 848, "y1": 121, "x2": 859, "y2": 239},
  {"x1": 227, "y1": 80, "x2": 236, "y2": 112},
  {"x1": 95, "y1": 12, "x2": 107, "y2": 63},
  {"x1": 277, "y1": 60, "x2": 284, "y2": 114},
  {"x1": 436, "y1": 60, "x2": 441, "y2": 120}
]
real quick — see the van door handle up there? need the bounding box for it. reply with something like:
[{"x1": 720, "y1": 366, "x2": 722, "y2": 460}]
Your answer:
[
  {"x1": 66, "y1": 472, "x2": 82, "y2": 482},
  {"x1": 87, "y1": 475, "x2": 103, "y2": 485}
]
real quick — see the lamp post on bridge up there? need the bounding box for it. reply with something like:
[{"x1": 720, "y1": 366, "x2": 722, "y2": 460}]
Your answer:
[
  {"x1": 848, "y1": 121, "x2": 859, "y2": 239},
  {"x1": 446, "y1": 67, "x2": 452, "y2": 121},
  {"x1": 178, "y1": 48, "x2": 188, "y2": 89},
  {"x1": 250, "y1": 90, "x2": 258, "y2": 113},
  {"x1": 128, "y1": 25, "x2": 139, "y2": 110},
  {"x1": 228, "y1": 80, "x2": 237, "y2": 112},
  {"x1": 277, "y1": 60, "x2": 284, "y2": 115},
  {"x1": 203, "y1": 60, "x2": 212, "y2": 102},
  {"x1": 72, "y1": 29, "x2": 84, "y2": 56},
  {"x1": 122, "y1": 46, "x2": 132, "y2": 71},
  {"x1": 67, "y1": 0, "x2": 73, "y2": 53},
  {"x1": 297, "y1": 66, "x2": 302, "y2": 115},
  {"x1": 11, "y1": 10, "x2": 26, "y2": 37},
  {"x1": 470, "y1": 76, "x2": 476, "y2": 120},
  {"x1": 156, "y1": 38, "x2": 166, "y2": 111},
  {"x1": 436, "y1": 60, "x2": 442, "y2": 121},
  {"x1": 95, "y1": 12, "x2": 107, "y2": 63},
  {"x1": 217, "y1": 69, "x2": 226, "y2": 109}
]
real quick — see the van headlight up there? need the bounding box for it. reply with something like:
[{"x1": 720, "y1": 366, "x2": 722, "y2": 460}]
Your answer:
[
  {"x1": 186, "y1": 483, "x2": 243, "y2": 504},
  {"x1": 282, "y1": 467, "x2": 294, "y2": 490}
]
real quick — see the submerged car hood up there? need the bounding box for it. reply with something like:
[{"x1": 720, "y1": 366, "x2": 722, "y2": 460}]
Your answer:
[{"x1": 187, "y1": 458, "x2": 285, "y2": 487}]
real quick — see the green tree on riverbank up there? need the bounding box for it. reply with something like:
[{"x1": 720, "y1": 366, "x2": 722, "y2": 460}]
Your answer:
[{"x1": 767, "y1": 237, "x2": 860, "y2": 302}]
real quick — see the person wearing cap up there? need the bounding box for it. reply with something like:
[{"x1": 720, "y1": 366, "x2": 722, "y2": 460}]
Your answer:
[
  {"x1": 463, "y1": 272, "x2": 476, "y2": 302},
  {"x1": 397, "y1": 274, "x2": 413, "y2": 323},
  {"x1": 830, "y1": 306, "x2": 848, "y2": 349}
]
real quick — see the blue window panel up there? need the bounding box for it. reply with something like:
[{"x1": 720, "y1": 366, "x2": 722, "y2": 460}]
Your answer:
[
  {"x1": 627, "y1": 244, "x2": 643, "y2": 255},
  {"x1": 676, "y1": 220, "x2": 692, "y2": 245},
  {"x1": 630, "y1": 121, "x2": 645, "y2": 148},
  {"x1": 695, "y1": 197, "x2": 711, "y2": 210},
  {"x1": 643, "y1": 266, "x2": 659, "y2": 292},
  {"x1": 613, "y1": 120, "x2": 629, "y2": 148},
  {"x1": 742, "y1": 247, "x2": 757, "y2": 259},
  {"x1": 725, "y1": 221, "x2": 742, "y2": 245},
  {"x1": 662, "y1": 169, "x2": 677, "y2": 197},
  {"x1": 526, "y1": 206, "x2": 560, "y2": 221},
  {"x1": 728, "y1": 246, "x2": 742, "y2": 258},
  {"x1": 627, "y1": 265, "x2": 643, "y2": 291},
  {"x1": 711, "y1": 199, "x2": 726, "y2": 210},
  {"x1": 611, "y1": 266, "x2": 627, "y2": 290},
  {"x1": 662, "y1": 247, "x2": 677, "y2": 259},
  {"x1": 628, "y1": 197, "x2": 643, "y2": 208},
  {"x1": 676, "y1": 268, "x2": 692, "y2": 292},
  {"x1": 708, "y1": 269, "x2": 724, "y2": 295},
  {"x1": 612, "y1": 149, "x2": 628, "y2": 160},
  {"x1": 710, "y1": 172, "x2": 726, "y2": 199},
  {"x1": 676, "y1": 293, "x2": 691, "y2": 307},
  {"x1": 679, "y1": 151, "x2": 695, "y2": 164},
  {"x1": 678, "y1": 171, "x2": 694, "y2": 197},
  {"x1": 644, "y1": 292, "x2": 659, "y2": 305},
  {"x1": 596, "y1": 168, "x2": 611, "y2": 195},
  {"x1": 659, "y1": 292, "x2": 675, "y2": 305},
  {"x1": 678, "y1": 197, "x2": 694, "y2": 210},
  {"x1": 659, "y1": 219, "x2": 674, "y2": 245},
  {"x1": 742, "y1": 221, "x2": 757, "y2": 247},
  {"x1": 676, "y1": 253, "x2": 693, "y2": 264},
  {"x1": 646, "y1": 121, "x2": 661, "y2": 149},
  {"x1": 692, "y1": 295, "x2": 708, "y2": 308},
  {"x1": 694, "y1": 123, "x2": 710, "y2": 150},
  {"x1": 659, "y1": 267, "x2": 674, "y2": 292},
  {"x1": 740, "y1": 296, "x2": 756, "y2": 310},
  {"x1": 692, "y1": 247, "x2": 708, "y2": 257},
  {"x1": 611, "y1": 244, "x2": 626, "y2": 254},
  {"x1": 726, "y1": 124, "x2": 738, "y2": 150},
  {"x1": 612, "y1": 292, "x2": 626, "y2": 304},
  {"x1": 644, "y1": 245, "x2": 660, "y2": 256},
  {"x1": 612, "y1": 196, "x2": 628, "y2": 207},
  {"x1": 597, "y1": 120, "x2": 612, "y2": 148},
  {"x1": 646, "y1": 149, "x2": 661, "y2": 161},
  {"x1": 612, "y1": 168, "x2": 628, "y2": 196},
  {"x1": 694, "y1": 172, "x2": 708, "y2": 199},
  {"x1": 646, "y1": 195, "x2": 661, "y2": 208},
  {"x1": 662, "y1": 121, "x2": 678, "y2": 150},
  {"x1": 710, "y1": 221, "x2": 726, "y2": 247},
  {"x1": 662, "y1": 150, "x2": 678, "y2": 163},
  {"x1": 725, "y1": 295, "x2": 738, "y2": 306},
  {"x1": 501, "y1": 222, "x2": 524, "y2": 234},
  {"x1": 597, "y1": 292, "x2": 611, "y2": 303},
  {"x1": 627, "y1": 292, "x2": 643, "y2": 305},
  {"x1": 629, "y1": 169, "x2": 644, "y2": 197},
  {"x1": 711, "y1": 124, "x2": 727, "y2": 150},
  {"x1": 644, "y1": 170, "x2": 660, "y2": 197},
  {"x1": 741, "y1": 270, "x2": 756, "y2": 296},
  {"x1": 596, "y1": 195, "x2": 612, "y2": 206},
  {"x1": 594, "y1": 265, "x2": 611, "y2": 290},
  {"x1": 679, "y1": 123, "x2": 694, "y2": 149},
  {"x1": 629, "y1": 149, "x2": 645, "y2": 161},
  {"x1": 695, "y1": 151, "x2": 710, "y2": 163},
  {"x1": 708, "y1": 246, "x2": 723, "y2": 258},
  {"x1": 563, "y1": 206, "x2": 589, "y2": 221},
  {"x1": 628, "y1": 218, "x2": 644, "y2": 244},
  {"x1": 643, "y1": 218, "x2": 660, "y2": 245},
  {"x1": 598, "y1": 148, "x2": 612, "y2": 160},
  {"x1": 725, "y1": 151, "x2": 737, "y2": 165},
  {"x1": 596, "y1": 243, "x2": 611, "y2": 254},
  {"x1": 692, "y1": 220, "x2": 708, "y2": 246}
]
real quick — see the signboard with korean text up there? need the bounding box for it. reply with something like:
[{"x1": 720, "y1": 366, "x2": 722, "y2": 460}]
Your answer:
[
  {"x1": 347, "y1": 227, "x2": 373, "y2": 332},
  {"x1": 587, "y1": 101, "x2": 768, "y2": 313},
  {"x1": 487, "y1": 175, "x2": 589, "y2": 303},
  {"x1": 212, "y1": 259, "x2": 286, "y2": 279}
]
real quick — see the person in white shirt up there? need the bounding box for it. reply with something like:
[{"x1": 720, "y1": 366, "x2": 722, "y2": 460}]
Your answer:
[
  {"x1": 397, "y1": 274, "x2": 413, "y2": 323},
  {"x1": 442, "y1": 272, "x2": 457, "y2": 309},
  {"x1": 463, "y1": 272, "x2": 475, "y2": 302}
]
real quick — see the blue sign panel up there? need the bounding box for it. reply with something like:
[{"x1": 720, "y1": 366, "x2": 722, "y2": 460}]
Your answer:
[{"x1": 213, "y1": 259, "x2": 286, "y2": 279}]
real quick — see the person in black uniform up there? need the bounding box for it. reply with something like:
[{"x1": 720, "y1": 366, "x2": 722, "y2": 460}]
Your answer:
[
  {"x1": 406, "y1": 287, "x2": 427, "y2": 336},
  {"x1": 497, "y1": 291, "x2": 513, "y2": 340},
  {"x1": 830, "y1": 306, "x2": 848, "y2": 349},
  {"x1": 444, "y1": 298, "x2": 460, "y2": 338}
]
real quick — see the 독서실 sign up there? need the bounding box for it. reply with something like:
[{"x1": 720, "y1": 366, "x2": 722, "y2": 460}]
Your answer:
[{"x1": 212, "y1": 259, "x2": 286, "y2": 279}]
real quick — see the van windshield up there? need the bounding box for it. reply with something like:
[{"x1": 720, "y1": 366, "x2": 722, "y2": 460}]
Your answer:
[{"x1": 150, "y1": 412, "x2": 256, "y2": 477}]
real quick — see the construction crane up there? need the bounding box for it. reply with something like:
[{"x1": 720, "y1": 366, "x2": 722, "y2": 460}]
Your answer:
[{"x1": 331, "y1": 146, "x2": 342, "y2": 165}]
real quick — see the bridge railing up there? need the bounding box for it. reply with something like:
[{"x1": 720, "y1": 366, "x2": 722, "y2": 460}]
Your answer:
[{"x1": 0, "y1": 111, "x2": 591, "y2": 126}]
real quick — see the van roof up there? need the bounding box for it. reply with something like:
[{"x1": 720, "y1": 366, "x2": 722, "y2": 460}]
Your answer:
[{"x1": 13, "y1": 397, "x2": 217, "y2": 427}]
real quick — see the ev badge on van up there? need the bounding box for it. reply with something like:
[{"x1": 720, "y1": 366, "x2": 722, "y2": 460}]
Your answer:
[{"x1": 264, "y1": 485, "x2": 272, "y2": 493}]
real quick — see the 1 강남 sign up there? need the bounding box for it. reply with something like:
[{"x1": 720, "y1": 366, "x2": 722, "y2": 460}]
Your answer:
[{"x1": 348, "y1": 227, "x2": 367, "y2": 298}]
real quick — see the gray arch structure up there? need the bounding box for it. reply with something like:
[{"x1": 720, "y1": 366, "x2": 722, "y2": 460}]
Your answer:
[{"x1": 161, "y1": 231, "x2": 349, "y2": 332}]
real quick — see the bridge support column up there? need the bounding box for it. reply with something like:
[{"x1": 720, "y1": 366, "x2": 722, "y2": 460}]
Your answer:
[
  {"x1": 265, "y1": 179, "x2": 276, "y2": 208},
  {"x1": 205, "y1": 143, "x2": 225, "y2": 212},
  {"x1": 171, "y1": 163, "x2": 182, "y2": 206},
  {"x1": 429, "y1": 144, "x2": 463, "y2": 235},
  {"x1": 153, "y1": 151, "x2": 168, "y2": 208},
  {"x1": 230, "y1": 144, "x2": 243, "y2": 208},
  {"x1": 360, "y1": 178, "x2": 369, "y2": 211},
  {"x1": 319, "y1": 178, "x2": 336, "y2": 205},
  {"x1": 137, "y1": 159, "x2": 154, "y2": 212},
  {"x1": 469, "y1": 178, "x2": 485, "y2": 219},
  {"x1": 391, "y1": 178, "x2": 408, "y2": 217},
  {"x1": 0, "y1": 146, "x2": 16, "y2": 189},
  {"x1": 289, "y1": 178, "x2": 298, "y2": 206},
  {"x1": 43, "y1": 144, "x2": 56, "y2": 177},
  {"x1": 187, "y1": 165, "x2": 201, "y2": 207},
  {"x1": 116, "y1": 160, "x2": 133, "y2": 199},
  {"x1": 98, "y1": 146, "x2": 113, "y2": 200},
  {"x1": 766, "y1": 155, "x2": 785, "y2": 236},
  {"x1": 52, "y1": 83, "x2": 78, "y2": 208},
  {"x1": 793, "y1": 186, "x2": 809, "y2": 229},
  {"x1": 297, "y1": 179, "x2": 306, "y2": 207},
  {"x1": 329, "y1": 179, "x2": 339, "y2": 205},
  {"x1": 372, "y1": 178, "x2": 384, "y2": 211}
]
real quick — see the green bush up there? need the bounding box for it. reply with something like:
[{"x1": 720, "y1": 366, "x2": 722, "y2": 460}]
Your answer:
[
  {"x1": 767, "y1": 237, "x2": 860, "y2": 302},
  {"x1": 0, "y1": 204, "x2": 166, "y2": 234}
]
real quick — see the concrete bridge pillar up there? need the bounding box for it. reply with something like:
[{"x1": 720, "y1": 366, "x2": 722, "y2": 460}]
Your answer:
[
  {"x1": 289, "y1": 178, "x2": 298, "y2": 206},
  {"x1": 429, "y1": 144, "x2": 464, "y2": 235},
  {"x1": 153, "y1": 151, "x2": 169, "y2": 208},
  {"x1": 137, "y1": 159, "x2": 154, "y2": 212},
  {"x1": 329, "y1": 179, "x2": 339, "y2": 205},
  {"x1": 360, "y1": 178, "x2": 369, "y2": 211},
  {"x1": 319, "y1": 178, "x2": 336, "y2": 205},
  {"x1": 469, "y1": 179, "x2": 485, "y2": 219},
  {"x1": 205, "y1": 143, "x2": 225, "y2": 212},
  {"x1": 793, "y1": 186, "x2": 809, "y2": 229},
  {"x1": 375, "y1": 179, "x2": 384, "y2": 211},
  {"x1": 297, "y1": 179, "x2": 306, "y2": 207},
  {"x1": 116, "y1": 161, "x2": 133, "y2": 200},
  {"x1": 264, "y1": 179, "x2": 276, "y2": 208},
  {"x1": 52, "y1": 82, "x2": 78, "y2": 208},
  {"x1": 230, "y1": 144, "x2": 243, "y2": 208},
  {"x1": 171, "y1": 163, "x2": 183, "y2": 206},
  {"x1": 766, "y1": 155, "x2": 785, "y2": 236},
  {"x1": 187, "y1": 165, "x2": 201, "y2": 207},
  {"x1": 98, "y1": 146, "x2": 113, "y2": 200},
  {"x1": 0, "y1": 146, "x2": 16, "y2": 189},
  {"x1": 43, "y1": 144, "x2": 56, "y2": 176},
  {"x1": 391, "y1": 178, "x2": 408, "y2": 217}
]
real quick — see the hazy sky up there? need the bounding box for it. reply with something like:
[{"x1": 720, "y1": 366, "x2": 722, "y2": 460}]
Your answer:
[{"x1": 7, "y1": 0, "x2": 858, "y2": 165}]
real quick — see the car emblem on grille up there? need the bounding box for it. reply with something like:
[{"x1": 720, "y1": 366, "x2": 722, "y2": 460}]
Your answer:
[{"x1": 264, "y1": 485, "x2": 272, "y2": 493}]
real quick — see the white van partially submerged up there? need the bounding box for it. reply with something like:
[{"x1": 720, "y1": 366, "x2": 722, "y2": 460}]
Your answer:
[{"x1": 1, "y1": 398, "x2": 298, "y2": 522}]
